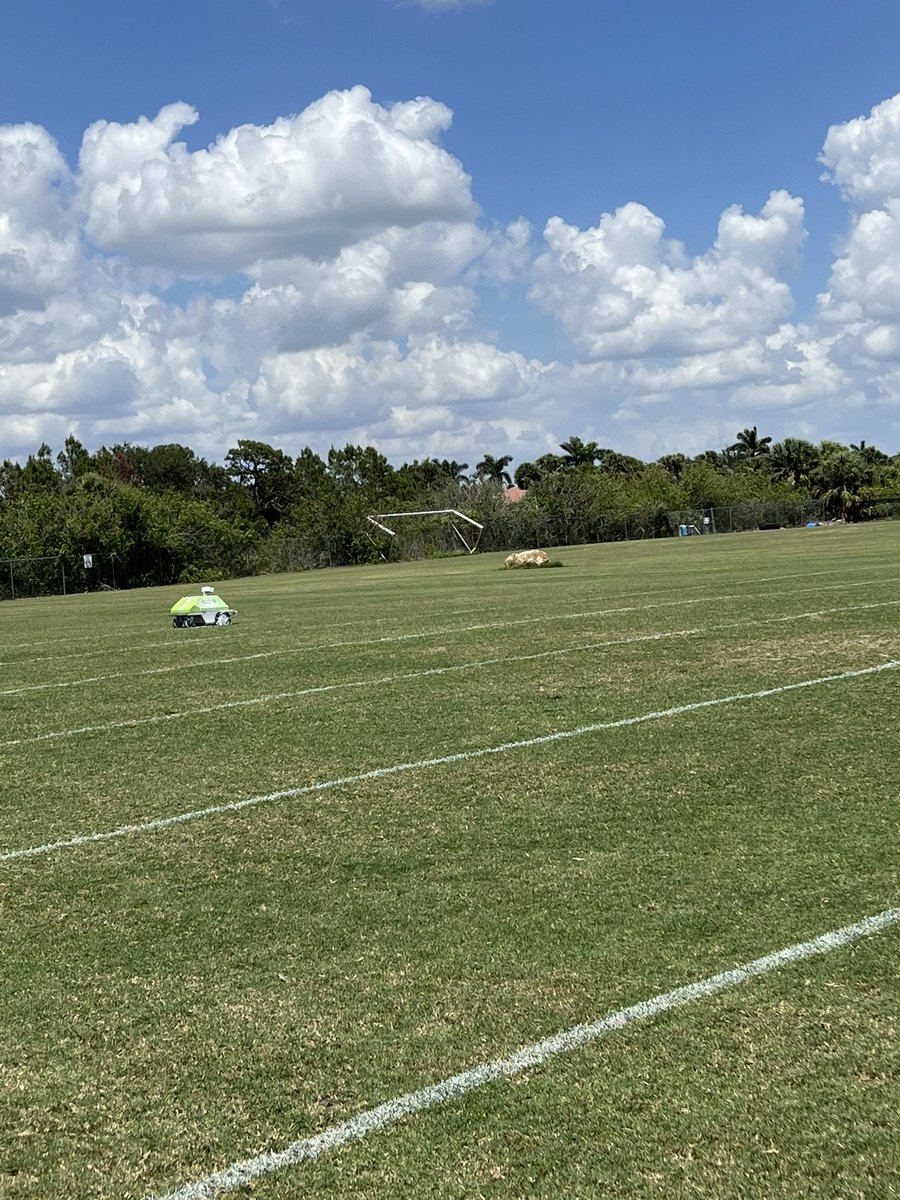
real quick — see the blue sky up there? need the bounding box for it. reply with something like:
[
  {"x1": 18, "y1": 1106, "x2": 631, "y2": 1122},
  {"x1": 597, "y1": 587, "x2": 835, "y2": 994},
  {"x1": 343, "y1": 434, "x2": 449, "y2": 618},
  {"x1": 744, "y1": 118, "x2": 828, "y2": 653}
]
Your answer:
[{"x1": 3, "y1": 0, "x2": 900, "y2": 467}]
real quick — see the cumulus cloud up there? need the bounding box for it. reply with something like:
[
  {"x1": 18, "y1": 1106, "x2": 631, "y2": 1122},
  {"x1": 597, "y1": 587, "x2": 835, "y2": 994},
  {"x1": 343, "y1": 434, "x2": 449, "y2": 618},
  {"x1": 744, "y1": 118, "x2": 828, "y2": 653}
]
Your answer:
[
  {"x1": 816, "y1": 94, "x2": 900, "y2": 387},
  {"x1": 529, "y1": 191, "x2": 805, "y2": 358},
  {"x1": 819, "y1": 202, "x2": 900, "y2": 324},
  {"x1": 0, "y1": 89, "x2": 507, "y2": 459},
  {"x1": 475, "y1": 218, "x2": 533, "y2": 285},
  {"x1": 820, "y1": 93, "x2": 900, "y2": 207},
  {"x1": 5, "y1": 86, "x2": 900, "y2": 465},
  {"x1": 78, "y1": 88, "x2": 476, "y2": 273},
  {"x1": 0, "y1": 124, "x2": 81, "y2": 315},
  {"x1": 250, "y1": 337, "x2": 546, "y2": 433}
]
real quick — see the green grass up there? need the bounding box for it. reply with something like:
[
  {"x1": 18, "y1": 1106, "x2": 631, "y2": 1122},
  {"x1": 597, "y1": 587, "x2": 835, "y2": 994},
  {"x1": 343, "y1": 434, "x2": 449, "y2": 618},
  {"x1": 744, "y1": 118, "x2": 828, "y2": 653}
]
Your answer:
[{"x1": 1, "y1": 524, "x2": 899, "y2": 1198}]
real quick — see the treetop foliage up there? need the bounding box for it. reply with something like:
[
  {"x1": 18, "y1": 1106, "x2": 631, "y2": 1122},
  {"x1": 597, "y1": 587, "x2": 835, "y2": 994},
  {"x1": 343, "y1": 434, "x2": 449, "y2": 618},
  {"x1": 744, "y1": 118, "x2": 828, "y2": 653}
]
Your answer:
[{"x1": 1, "y1": 429, "x2": 898, "y2": 592}]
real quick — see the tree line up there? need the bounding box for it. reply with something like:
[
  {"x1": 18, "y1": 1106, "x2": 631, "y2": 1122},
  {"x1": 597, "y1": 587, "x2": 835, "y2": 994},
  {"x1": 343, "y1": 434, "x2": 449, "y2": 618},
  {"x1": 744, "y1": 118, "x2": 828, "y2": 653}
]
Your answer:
[{"x1": 1, "y1": 428, "x2": 898, "y2": 592}]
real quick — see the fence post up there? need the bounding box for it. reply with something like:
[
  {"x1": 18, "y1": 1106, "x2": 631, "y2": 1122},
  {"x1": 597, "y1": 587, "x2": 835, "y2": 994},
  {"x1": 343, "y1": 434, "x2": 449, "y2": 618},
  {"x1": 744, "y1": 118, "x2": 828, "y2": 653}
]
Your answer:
[{"x1": 8, "y1": 560, "x2": 14, "y2": 601}]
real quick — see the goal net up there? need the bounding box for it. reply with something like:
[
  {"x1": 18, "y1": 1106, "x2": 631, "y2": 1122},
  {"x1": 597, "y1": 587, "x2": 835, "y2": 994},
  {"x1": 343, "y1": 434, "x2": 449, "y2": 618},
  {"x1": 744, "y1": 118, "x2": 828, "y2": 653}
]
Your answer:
[{"x1": 366, "y1": 509, "x2": 485, "y2": 558}]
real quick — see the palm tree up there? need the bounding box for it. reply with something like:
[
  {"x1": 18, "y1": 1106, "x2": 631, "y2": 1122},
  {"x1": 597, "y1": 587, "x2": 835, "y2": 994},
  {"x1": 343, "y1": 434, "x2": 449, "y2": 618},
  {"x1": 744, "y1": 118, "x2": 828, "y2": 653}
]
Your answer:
[
  {"x1": 474, "y1": 454, "x2": 514, "y2": 487},
  {"x1": 602, "y1": 451, "x2": 645, "y2": 478},
  {"x1": 535, "y1": 452, "x2": 566, "y2": 475},
  {"x1": 559, "y1": 436, "x2": 604, "y2": 468},
  {"x1": 694, "y1": 449, "x2": 727, "y2": 467},
  {"x1": 850, "y1": 440, "x2": 890, "y2": 465},
  {"x1": 657, "y1": 453, "x2": 689, "y2": 480},
  {"x1": 769, "y1": 438, "x2": 819, "y2": 489},
  {"x1": 444, "y1": 459, "x2": 471, "y2": 484},
  {"x1": 811, "y1": 450, "x2": 874, "y2": 521},
  {"x1": 728, "y1": 426, "x2": 773, "y2": 459},
  {"x1": 514, "y1": 461, "x2": 541, "y2": 489}
]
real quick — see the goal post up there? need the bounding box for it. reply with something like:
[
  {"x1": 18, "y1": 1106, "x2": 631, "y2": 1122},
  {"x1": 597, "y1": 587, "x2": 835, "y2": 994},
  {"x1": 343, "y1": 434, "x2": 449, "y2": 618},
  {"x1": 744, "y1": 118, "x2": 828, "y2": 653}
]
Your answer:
[{"x1": 366, "y1": 509, "x2": 485, "y2": 555}]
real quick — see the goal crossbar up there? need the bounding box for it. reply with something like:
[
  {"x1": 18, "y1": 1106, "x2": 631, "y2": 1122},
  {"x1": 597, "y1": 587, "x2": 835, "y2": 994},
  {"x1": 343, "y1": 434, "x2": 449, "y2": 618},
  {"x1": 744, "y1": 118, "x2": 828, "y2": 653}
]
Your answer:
[{"x1": 366, "y1": 509, "x2": 484, "y2": 554}]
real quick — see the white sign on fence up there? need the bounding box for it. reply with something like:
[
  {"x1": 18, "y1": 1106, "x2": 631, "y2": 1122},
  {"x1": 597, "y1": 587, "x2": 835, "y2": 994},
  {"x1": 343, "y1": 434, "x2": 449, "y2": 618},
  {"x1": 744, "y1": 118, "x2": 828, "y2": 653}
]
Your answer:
[{"x1": 83, "y1": 554, "x2": 93, "y2": 569}]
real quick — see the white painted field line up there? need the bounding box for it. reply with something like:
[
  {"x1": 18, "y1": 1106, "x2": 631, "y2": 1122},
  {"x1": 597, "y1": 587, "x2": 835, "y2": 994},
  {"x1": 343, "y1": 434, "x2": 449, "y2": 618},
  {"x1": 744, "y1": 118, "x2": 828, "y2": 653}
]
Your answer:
[
  {"x1": 3, "y1": 560, "x2": 897, "y2": 662},
  {"x1": 150, "y1": 903, "x2": 900, "y2": 1200},
  {"x1": 4, "y1": 598, "x2": 899, "y2": 751},
  {"x1": 0, "y1": 619, "x2": 370, "y2": 667},
  {"x1": 0, "y1": 602, "x2": 515, "y2": 661},
  {"x1": 3, "y1": 578, "x2": 899, "y2": 700},
  {"x1": 0, "y1": 636, "x2": 214, "y2": 668},
  {"x1": 3, "y1": 658, "x2": 898, "y2": 865},
  {"x1": 2, "y1": 628, "x2": 703, "y2": 748},
  {"x1": 0, "y1": 604, "x2": 496, "y2": 665}
]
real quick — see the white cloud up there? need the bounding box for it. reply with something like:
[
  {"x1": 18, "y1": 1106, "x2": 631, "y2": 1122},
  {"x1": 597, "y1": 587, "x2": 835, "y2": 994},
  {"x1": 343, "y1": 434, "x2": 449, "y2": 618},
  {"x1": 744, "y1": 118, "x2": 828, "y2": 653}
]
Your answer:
[
  {"x1": 78, "y1": 89, "x2": 477, "y2": 273},
  {"x1": 817, "y1": 92, "x2": 900, "y2": 399},
  {"x1": 475, "y1": 218, "x2": 533, "y2": 285},
  {"x1": 5, "y1": 88, "x2": 900, "y2": 466},
  {"x1": 820, "y1": 93, "x2": 900, "y2": 207},
  {"x1": 250, "y1": 337, "x2": 547, "y2": 434},
  {"x1": 0, "y1": 91, "x2": 505, "y2": 459},
  {"x1": 819, "y1": 202, "x2": 900, "y2": 324},
  {"x1": 529, "y1": 192, "x2": 805, "y2": 358},
  {"x1": 0, "y1": 124, "x2": 81, "y2": 316}
]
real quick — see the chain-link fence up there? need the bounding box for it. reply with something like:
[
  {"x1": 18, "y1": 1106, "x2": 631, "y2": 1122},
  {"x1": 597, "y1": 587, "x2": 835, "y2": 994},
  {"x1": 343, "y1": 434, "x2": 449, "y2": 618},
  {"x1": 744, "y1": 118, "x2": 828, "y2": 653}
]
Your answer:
[
  {"x1": 2, "y1": 494, "x2": 894, "y2": 600},
  {"x1": 250, "y1": 535, "x2": 347, "y2": 573},
  {"x1": 665, "y1": 499, "x2": 829, "y2": 536},
  {"x1": 0, "y1": 553, "x2": 122, "y2": 601},
  {"x1": 868, "y1": 497, "x2": 900, "y2": 521}
]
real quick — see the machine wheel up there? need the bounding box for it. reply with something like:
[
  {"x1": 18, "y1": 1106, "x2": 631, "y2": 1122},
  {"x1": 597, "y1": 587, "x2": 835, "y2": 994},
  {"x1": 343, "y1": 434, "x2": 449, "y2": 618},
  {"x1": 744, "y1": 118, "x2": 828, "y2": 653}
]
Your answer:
[
  {"x1": 217, "y1": 612, "x2": 232, "y2": 626},
  {"x1": 173, "y1": 616, "x2": 183, "y2": 628}
]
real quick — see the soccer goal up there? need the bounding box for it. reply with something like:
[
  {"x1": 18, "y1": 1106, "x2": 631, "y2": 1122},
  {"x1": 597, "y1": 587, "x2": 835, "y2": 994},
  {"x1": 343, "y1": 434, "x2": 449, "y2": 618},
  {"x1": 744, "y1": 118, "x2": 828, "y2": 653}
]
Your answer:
[{"x1": 366, "y1": 509, "x2": 485, "y2": 556}]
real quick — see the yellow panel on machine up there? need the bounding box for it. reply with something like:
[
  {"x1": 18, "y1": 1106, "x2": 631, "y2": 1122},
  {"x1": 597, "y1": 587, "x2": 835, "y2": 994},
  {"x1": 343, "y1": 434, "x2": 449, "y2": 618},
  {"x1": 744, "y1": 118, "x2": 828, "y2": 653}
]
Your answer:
[{"x1": 170, "y1": 585, "x2": 238, "y2": 627}]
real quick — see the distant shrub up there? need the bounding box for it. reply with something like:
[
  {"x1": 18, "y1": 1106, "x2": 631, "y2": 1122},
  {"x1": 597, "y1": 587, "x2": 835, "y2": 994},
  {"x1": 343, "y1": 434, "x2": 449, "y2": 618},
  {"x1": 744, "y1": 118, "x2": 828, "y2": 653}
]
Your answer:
[{"x1": 178, "y1": 565, "x2": 225, "y2": 584}]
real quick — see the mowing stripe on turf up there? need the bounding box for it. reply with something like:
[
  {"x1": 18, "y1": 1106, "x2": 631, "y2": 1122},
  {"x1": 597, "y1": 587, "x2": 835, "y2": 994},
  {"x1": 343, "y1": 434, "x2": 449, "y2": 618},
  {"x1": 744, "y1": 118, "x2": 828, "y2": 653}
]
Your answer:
[
  {"x1": 3, "y1": 563, "x2": 892, "y2": 659},
  {"x1": 0, "y1": 608, "x2": 489, "y2": 666},
  {"x1": 149, "y1": 903, "x2": 900, "y2": 1200},
  {"x1": 3, "y1": 627, "x2": 705, "y2": 747},
  {"x1": 3, "y1": 579, "x2": 898, "y2": 699},
  {"x1": 3, "y1": 658, "x2": 898, "y2": 864},
  {"x1": 4, "y1": 597, "x2": 899, "y2": 750}
]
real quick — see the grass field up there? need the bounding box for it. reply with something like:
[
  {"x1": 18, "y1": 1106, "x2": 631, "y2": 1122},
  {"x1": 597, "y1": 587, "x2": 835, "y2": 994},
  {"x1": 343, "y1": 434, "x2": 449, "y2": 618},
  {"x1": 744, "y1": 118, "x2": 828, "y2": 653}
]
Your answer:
[{"x1": 2, "y1": 524, "x2": 899, "y2": 1199}]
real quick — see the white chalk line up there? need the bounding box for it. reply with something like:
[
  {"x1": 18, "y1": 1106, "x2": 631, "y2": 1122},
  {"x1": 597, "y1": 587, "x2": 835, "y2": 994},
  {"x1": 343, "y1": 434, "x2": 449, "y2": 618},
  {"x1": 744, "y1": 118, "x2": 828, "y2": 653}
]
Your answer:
[
  {"x1": 4, "y1": 598, "x2": 899, "y2": 751},
  {"x1": 0, "y1": 605, "x2": 497, "y2": 666},
  {"x1": 149, "y1": 903, "x2": 900, "y2": 1200},
  {"x1": 4, "y1": 658, "x2": 898, "y2": 865},
  {"x1": 3, "y1": 630, "x2": 702, "y2": 748},
  {"x1": 0, "y1": 564, "x2": 859, "y2": 657},
  {"x1": 0, "y1": 616, "x2": 394, "y2": 667},
  {"x1": 3, "y1": 576, "x2": 898, "y2": 700},
  {"x1": 2, "y1": 560, "x2": 896, "y2": 662},
  {"x1": 3, "y1": 573, "x2": 891, "y2": 678},
  {"x1": 0, "y1": 634, "x2": 228, "y2": 669}
]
